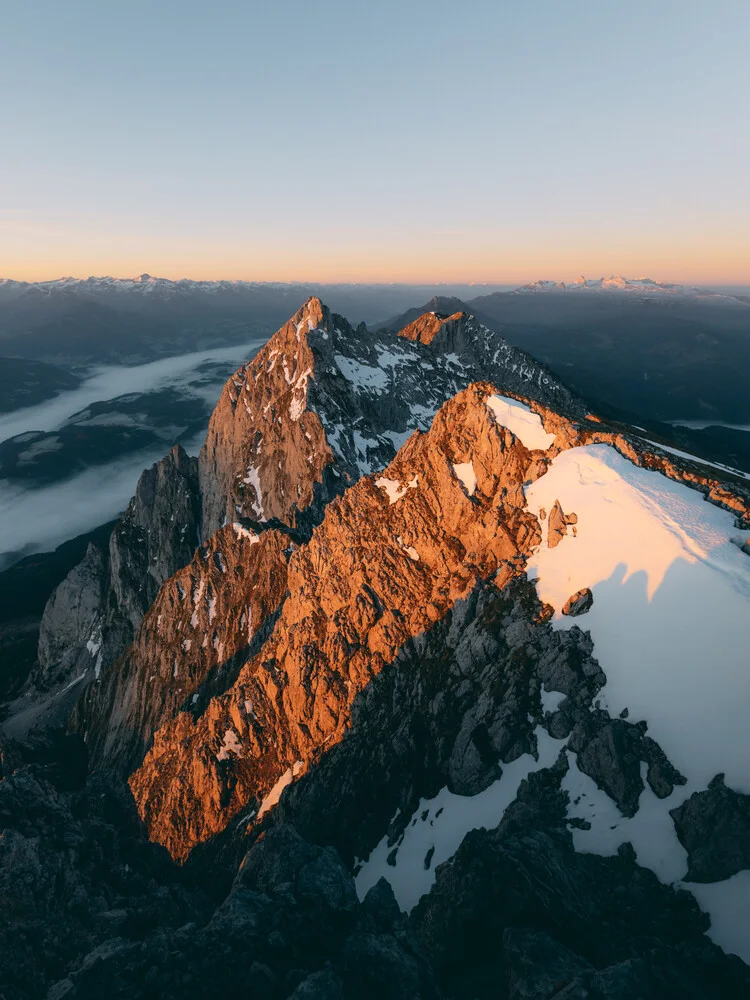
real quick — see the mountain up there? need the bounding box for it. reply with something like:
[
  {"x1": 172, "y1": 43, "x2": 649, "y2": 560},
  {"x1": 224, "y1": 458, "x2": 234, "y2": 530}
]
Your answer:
[
  {"x1": 0, "y1": 357, "x2": 81, "y2": 413},
  {"x1": 508, "y1": 275, "x2": 746, "y2": 298},
  {"x1": 0, "y1": 277, "x2": 508, "y2": 367},
  {"x1": 1, "y1": 298, "x2": 750, "y2": 1000},
  {"x1": 465, "y1": 280, "x2": 750, "y2": 435},
  {"x1": 372, "y1": 295, "x2": 475, "y2": 332}
]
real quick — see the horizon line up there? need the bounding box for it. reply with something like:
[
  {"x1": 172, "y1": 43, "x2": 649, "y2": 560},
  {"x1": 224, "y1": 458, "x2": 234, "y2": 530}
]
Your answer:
[{"x1": 2, "y1": 272, "x2": 748, "y2": 289}]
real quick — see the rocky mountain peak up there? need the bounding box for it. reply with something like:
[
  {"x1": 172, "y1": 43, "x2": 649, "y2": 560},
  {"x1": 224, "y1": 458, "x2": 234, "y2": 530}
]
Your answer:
[
  {"x1": 397, "y1": 309, "x2": 468, "y2": 345},
  {"x1": 130, "y1": 381, "x2": 561, "y2": 859},
  {"x1": 198, "y1": 295, "x2": 338, "y2": 538},
  {"x1": 197, "y1": 296, "x2": 587, "y2": 543}
]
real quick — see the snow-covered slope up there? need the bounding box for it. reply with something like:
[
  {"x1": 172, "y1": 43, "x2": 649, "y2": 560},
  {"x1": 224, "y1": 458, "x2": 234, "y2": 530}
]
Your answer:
[
  {"x1": 354, "y1": 398, "x2": 750, "y2": 964},
  {"x1": 526, "y1": 444, "x2": 750, "y2": 959}
]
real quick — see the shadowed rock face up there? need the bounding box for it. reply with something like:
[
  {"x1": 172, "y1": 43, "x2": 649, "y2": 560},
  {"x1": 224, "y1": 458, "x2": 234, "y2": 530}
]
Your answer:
[
  {"x1": 58, "y1": 446, "x2": 202, "y2": 737},
  {"x1": 4, "y1": 445, "x2": 201, "y2": 740},
  {"x1": 410, "y1": 812, "x2": 750, "y2": 1000},
  {"x1": 36, "y1": 542, "x2": 106, "y2": 689},
  {"x1": 0, "y1": 755, "x2": 438, "y2": 1000},
  {"x1": 80, "y1": 526, "x2": 290, "y2": 773}
]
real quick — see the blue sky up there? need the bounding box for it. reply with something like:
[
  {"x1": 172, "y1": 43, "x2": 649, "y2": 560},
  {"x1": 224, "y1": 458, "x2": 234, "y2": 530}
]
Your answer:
[{"x1": 1, "y1": 0, "x2": 749, "y2": 282}]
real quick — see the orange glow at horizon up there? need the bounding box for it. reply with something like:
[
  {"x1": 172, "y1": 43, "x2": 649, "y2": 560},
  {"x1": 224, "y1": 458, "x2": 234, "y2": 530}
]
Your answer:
[
  {"x1": 2, "y1": 215, "x2": 749, "y2": 286},
  {"x1": 4, "y1": 251, "x2": 750, "y2": 287}
]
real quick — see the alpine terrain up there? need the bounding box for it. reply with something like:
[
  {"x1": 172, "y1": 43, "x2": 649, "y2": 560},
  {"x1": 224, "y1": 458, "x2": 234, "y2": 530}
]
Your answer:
[{"x1": 2, "y1": 298, "x2": 750, "y2": 1000}]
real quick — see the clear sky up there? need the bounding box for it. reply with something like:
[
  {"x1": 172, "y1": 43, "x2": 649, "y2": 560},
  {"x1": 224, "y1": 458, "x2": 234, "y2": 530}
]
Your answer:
[{"x1": 1, "y1": 0, "x2": 749, "y2": 284}]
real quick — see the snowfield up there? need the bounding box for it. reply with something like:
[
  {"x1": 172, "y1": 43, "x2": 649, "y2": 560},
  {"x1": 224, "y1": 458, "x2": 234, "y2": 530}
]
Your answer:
[
  {"x1": 356, "y1": 431, "x2": 750, "y2": 964},
  {"x1": 485, "y1": 394, "x2": 556, "y2": 450},
  {"x1": 525, "y1": 444, "x2": 750, "y2": 794},
  {"x1": 525, "y1": 443, "x2": 750, "y2": 961}
]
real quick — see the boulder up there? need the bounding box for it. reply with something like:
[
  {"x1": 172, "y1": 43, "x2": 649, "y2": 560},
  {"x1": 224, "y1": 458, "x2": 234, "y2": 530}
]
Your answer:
[{"x1": 562, "y1": 588, "x2": 593, "y2": 617}]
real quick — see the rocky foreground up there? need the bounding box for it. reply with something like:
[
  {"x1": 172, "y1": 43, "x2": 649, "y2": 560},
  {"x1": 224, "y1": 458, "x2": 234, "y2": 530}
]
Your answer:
[{"x1": 2, "y1": 299, "x2": 750, "y2": 999}]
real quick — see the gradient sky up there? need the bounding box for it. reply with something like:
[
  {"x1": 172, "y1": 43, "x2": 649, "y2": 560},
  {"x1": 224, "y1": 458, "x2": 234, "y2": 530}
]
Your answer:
[{"x1": 2, "y1": 0, "x2": 749, "y2": 284}]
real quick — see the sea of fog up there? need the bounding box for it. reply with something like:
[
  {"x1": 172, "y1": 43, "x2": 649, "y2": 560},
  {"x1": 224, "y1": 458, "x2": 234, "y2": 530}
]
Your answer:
[{"x1": 0, "y1": 340, "x2": 264, "y2": 569}]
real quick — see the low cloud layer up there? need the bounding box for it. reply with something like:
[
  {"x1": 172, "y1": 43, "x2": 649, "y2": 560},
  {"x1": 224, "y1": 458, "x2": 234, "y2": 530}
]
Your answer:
[
  {"x1": 0, "y1": 430, "x2": 208, "y2": 570},
  {"x1": 0, "y1": 341, "x2": 260, "y2": 445},
  {"x1": 0, "y1": 340, "x2": 267, "y2": 570}
]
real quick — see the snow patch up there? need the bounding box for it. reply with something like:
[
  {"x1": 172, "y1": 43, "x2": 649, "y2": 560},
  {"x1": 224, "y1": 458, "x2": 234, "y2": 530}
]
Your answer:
[
  {"x1": 540, "y1": 687, "x2": 566, "y2": 714},
  {"x1": 86, "y1": 626, "x2": 103, "y2": 680},
  {"x1": 397, "y1": 536, "x2": 420, "y2": 561},
  {"x1": 355, "y1": 728, "x2": 565, "y2": 911},
  {"x1": 452, "y1": 461, "x2": 477, "y2": 496},
  {"x1": 289, "y1": 366, "x2": 312, "y2": 422},
  {"x1": 486, "y1": 394, "x2": 556, "y2": 451},
  {"x1": 216, "y1": 728, "x2": 243, "y2": 762},
  {"x1": 334, "y1": 355, "x2": 388, "y2": 392},
  {"x1": 526, "y1": 443, "x2": 750, "y2": 962},
  {"x1": 525, "y1": 443, "x2": 750, "y2": 792},
  {"x1": 375, "y1": 476, "x2": 417, "y2": 505},
  {"x1": 242, "y1": 465, "x2": 266, "y2": 521},
  {"x1": 690, "y1": 873, "x2": 750, "y2": 964},
  {"x1": 232, "y1": 522, "x2": 260, "y2": 542},
  {"x1": 258, "y1": 767, "x2": 293, "y2": 817}
]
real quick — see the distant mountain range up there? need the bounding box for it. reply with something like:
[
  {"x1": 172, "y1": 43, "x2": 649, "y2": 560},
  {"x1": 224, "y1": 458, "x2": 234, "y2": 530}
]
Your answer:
[
  {"x1": 2, "y1": 272, "x2": 747, "y2": 308},
  {"x1": 0, "y1": 276, "x2": 508, "y2": 367},
  {"x1": 509, "y1": 275, "x2": 750, "y2": 300}
]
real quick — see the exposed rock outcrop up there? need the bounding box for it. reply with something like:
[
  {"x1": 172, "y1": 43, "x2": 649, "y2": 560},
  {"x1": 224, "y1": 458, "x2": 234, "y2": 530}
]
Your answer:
[
  {"x1": 567, "y1": 714, "x2": 686, "y2": 817},
  {"x1": 36, "y1": 541, "x2": 106, "y2": 689},
  {"x1": 547, "y1": 499, "x2": 578, "y2": 548},
  {"x1": 562, "y1": 587, "x2": 593, "y2": 616},
  {"x1": 81, "y1": 525, "x2": 290, "y2": 772},
  {"x1": 671, "y1": 773, "x2": 750, "y2": 882}
]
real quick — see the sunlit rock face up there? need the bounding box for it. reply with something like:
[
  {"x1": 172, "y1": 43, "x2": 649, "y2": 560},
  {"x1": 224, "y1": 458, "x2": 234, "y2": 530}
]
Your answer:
[
  {"x1": 72, "y1": 297, "x2": 581, "y2": 771},
  {"x1": 82, "y1": 525, "x2": 290, "y2": 773},
  {"x1": 199, "y1": 297, "x2": 333, "y2": 538},
  {"x1": 130, "y1": 383, "x2": 557, "y2": 860},
  {"x1": 198, "y1": 295, "x2": 586, "y2": 542}
]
